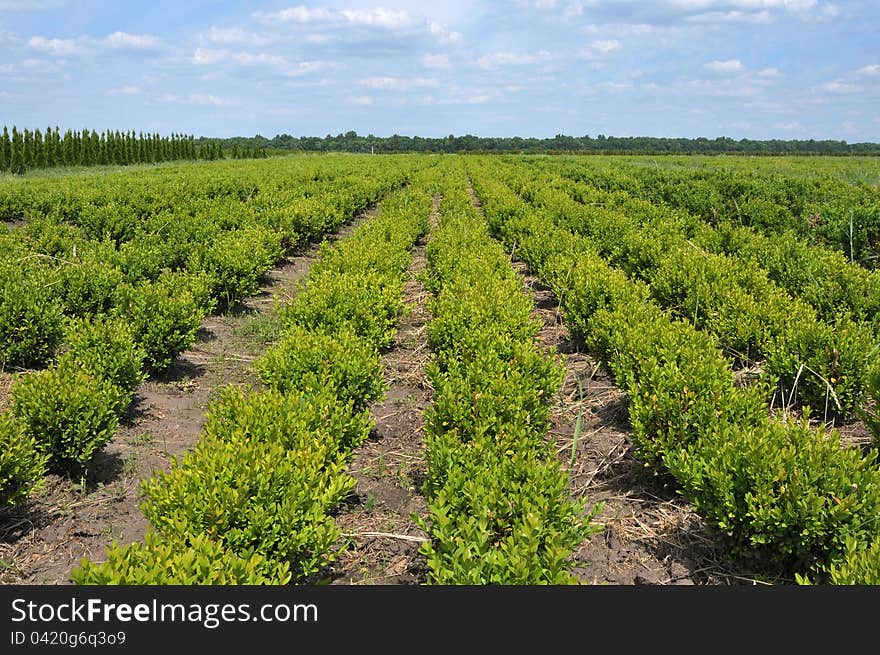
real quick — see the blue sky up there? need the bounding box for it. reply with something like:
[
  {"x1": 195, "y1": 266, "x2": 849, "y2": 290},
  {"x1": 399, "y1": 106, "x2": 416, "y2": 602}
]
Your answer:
[{"x1": 1, "y1": 0, "x2": 878, "y2": 141}]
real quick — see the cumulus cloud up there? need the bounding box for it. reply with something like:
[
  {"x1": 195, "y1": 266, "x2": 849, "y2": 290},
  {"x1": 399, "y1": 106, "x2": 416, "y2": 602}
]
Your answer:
[
  {"x1": 106, "y1": 85, "x2": 143, "y2": 96},
  {"x1": 158, "y1": 92, "x2": 234, "y2": 106},
  {"x1": 537, "y1": 0, "x2": 839, "y2": 26},
  {"x1": 258, "y1": 6, "x2": 334, "y2": 23},
  {"x1": 703, "y1": 59, "x2": 746, "y2": 74},
  {"x1": 104, "y1": 32, "x2": 162, "y2": 50},
  {"x1": 28, "y1": 36, "x2": 81, "y2": 55},
  {"x1": 592, "y1": 39, "x2": 620, "y2": 53},
  {"x1": 359, "y1": 76, "x2": 438, "y2": 90},
  {"x1": 253, "y1": 5, "x2": 462, "y2": 46},
  {"x1": 478, "y1": 51, "x2": 548, "y2": 68},
  {"x1": 820, "y1": 81, "x2": 862, "y2": 93},
  {"x1": 193, "y1": 47, "x2": 286, "y2": 67}
]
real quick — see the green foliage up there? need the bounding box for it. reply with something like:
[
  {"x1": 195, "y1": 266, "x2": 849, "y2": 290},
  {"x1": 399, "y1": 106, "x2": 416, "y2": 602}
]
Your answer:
[
  {"x1": 56, "y1": 249, "x2": 125, "y2": 317},
  {"x1": 0, "y1": 258, "x2": 63, "y2": 369},
  {"x1": 419, "y1": 447, "x2": 599, "y2": 584},
  {"x1": 189, "y1": 225, "x2": 283, "y2": 309},
  {"x1": 858, "y1": 365, "x2": 880, "y2": 448},
  {"x1": 766, "y1": 317, "x2": 877, "y2": 419},
  {"x1": 11, "y1": 361, "x2": 118, "y2": 473},
  {"x1": 823, "y1": 536, "x2": 880, "y2": 585},
  {"x1": 281, "y1": 271, "x2": 404, "y2": 349},
  {"x1": 255, "y1": 326, "x2": 386, "y2": 409},
  {"x1": 205, "y1": 385, "x2": 372, "y2": 459},
  {"x1": 0, "y1": 411, "x2": 48, "y2": 506},
  {"x1": 667, "y1": 417, "x2": 880, "y2": 573},
  {"x1": 425, "y1": 344, "x2": 563, "y2": 464},
  {"x1": 114, "y1": 271, "x2": 212, "y2": 372},
  {"x1": 71, "y1": 531, "x2": 292, "y2": 585},
  {"x1": 141, "y1": 434, "x2": 352, "y2": 579},
  {"x1": 58, "y1": 316, "x2": 145, "y2": 415}
]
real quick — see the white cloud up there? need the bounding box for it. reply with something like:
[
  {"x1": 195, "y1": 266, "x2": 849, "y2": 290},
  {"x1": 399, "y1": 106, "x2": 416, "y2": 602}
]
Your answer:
[
  {"x1": 360, "y1": 76, "x2": 403, "y2": 90},
  {"x1": 341, "y1": 8, "x2": 417, "y2": 29},
  {"x1": 855, "y1": 64, "x2": 880, "y2": 77},
  {"x1": 478, "y1": 52, "x2": 542, "y2": 68},
  {"x1": 592, "y1": 39, "x2": 620, "y2": 53},
  {"x1": 468, "y1": 94, "x2": 493, "y2": 104},
  {"x1": 597, "y1": 81, "x2": 632, "y2": 92},
  {"x1": 28, "y1": 36, "x2": 80, "y2": 55},
  {"x1": 106, "y1": 85, "x2": 142, "y2": 96},
  {"x1": 359, "y1": 76, "x2": 438, "y2": 90},
  {"x1": 285, "y1": 61, "x2": 328, "y2": 77},
  {"x1": 703, "y1": 59, "x2": 746, "y2": 74},
  {"x1": 189, "y1": 93, "x2": 232, "y2": 106},
  {"x1": 253, "y1": 5, "x2": 461, "y2": 46},
  {"x1": 352, "y1": 95, "x2": 373, "y2": 106},
  {"x1": 258, "y1": 6, "x2": 334, "y2": 23},
  {"x1": 193, "y1": 48, "x2": 286, "y2": 68},
  {"x1": 159, "y1": 92, "x2": 234, "y2": 107},
  {"x1": 821, "y1": 81, "x2": 862, "y2": 93},
  {"x1": 104, "y1": 32, "x2": 161, "y2": 50},
  {"x1": 757, "y1": 67, "x2": 783, "y2": 78}
]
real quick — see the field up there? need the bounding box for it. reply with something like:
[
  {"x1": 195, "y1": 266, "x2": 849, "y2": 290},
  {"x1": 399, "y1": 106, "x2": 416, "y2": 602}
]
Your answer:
[{"x1": 1, "y1": 153, "x2": 879, "y2": 585}]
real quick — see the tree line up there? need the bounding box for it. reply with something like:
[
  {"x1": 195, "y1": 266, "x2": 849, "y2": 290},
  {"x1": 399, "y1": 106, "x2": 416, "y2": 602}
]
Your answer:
[
  {"x1": 1, "y1": 127, "x2": 269, "y2": 175},
  {"x1": 218, "y1": 131, "x2": 880, "y2": 156}
]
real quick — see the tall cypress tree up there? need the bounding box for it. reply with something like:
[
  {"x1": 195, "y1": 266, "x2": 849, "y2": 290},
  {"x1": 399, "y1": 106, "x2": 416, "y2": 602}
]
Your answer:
[
  {"x1": 44, "y1": 125, "x2": 55, "y2": 166},
  {"x1": 23, "y1": 129, "x2": 33, "y2": 168},
  {"x1": 10, "y1": 126, "x2": 25, "y2": 175},
  {"x1": 34, "y1": 128, "x2": 46, "y2": 168},
  {"x1": 1, "y1": 126, "x2": 10, "y2": 171}
]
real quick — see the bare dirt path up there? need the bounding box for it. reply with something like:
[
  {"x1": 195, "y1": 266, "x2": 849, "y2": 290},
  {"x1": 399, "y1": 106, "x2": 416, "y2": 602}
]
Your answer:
[
  {"x1": 328, "y1": 196, "x2": 440, "y2": 585},
  {"x1": 465, "y1": 181, "x2": 746, "y2": 585},
  {"x1": 0, "y1": 208, "x2": 379, "y2": 585}
]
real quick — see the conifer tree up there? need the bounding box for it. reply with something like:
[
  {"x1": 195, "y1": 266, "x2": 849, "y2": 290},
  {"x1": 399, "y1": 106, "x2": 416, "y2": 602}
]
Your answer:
[
  {"x1": 1, "y1": 126, "x2": 10, "y2": 171},
  {"x1": 10, "y1": 126, "x2": 25, "y2": 175},
  {"x1": 34, "y1": 128, "x2": 46, "y2": 168},
  {"x1": 23, "y1": 128, "x2": 33, "y2": 168},
  {"x1": 44, "y1": 125, "x2": 55, "y2": 166}
]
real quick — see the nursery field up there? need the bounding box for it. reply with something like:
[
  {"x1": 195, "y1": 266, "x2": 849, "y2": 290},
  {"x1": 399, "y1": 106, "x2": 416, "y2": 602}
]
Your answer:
[{"x1": 1, "y1": 153, "x2": 879, "y2": 585}]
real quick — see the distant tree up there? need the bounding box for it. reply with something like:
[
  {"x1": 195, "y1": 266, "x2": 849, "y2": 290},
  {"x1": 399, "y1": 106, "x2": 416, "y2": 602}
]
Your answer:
[
  {"x1": 0, "y1": 126, "x2": 10, "y2": 171},
  {"x1": 34, "y1": 128, "x2": 46, "y2": 168},
  {"x1": 10, "y1": 127, "x2": 25, "y2": 175}
]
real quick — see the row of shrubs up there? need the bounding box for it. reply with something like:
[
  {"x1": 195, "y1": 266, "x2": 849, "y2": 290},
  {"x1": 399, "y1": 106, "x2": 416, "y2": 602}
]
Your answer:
[
  {"x1": 417, "y1": 162, "x2": 601, "y2": 584},
  {"x1": 71, "y1": 176, "x2": 432, "y2": 583},
  {"x1": 500, "y1": 164, "x2": 878, "y2": 422},
  {"x1": 0, "y1": 157, "x2": 416, "y2": 373},
  {"x1": 557, "y1": 159, "x2": 880, "y2": 269},
  {"x1": 1, "y1": 160, "x2": 418, "y2": 511},
  {"x1": 469, "y1": 159, "x2": 880, "y2": 583},
  {"x1": 527, "y1": 158, "x2": 880, "y2": 334}
]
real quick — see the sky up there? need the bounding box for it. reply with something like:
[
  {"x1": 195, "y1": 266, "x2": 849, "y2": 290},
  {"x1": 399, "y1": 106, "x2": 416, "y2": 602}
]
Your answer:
[{"x1": 0, "y1": 0, "x2": 878, "y2": 141}]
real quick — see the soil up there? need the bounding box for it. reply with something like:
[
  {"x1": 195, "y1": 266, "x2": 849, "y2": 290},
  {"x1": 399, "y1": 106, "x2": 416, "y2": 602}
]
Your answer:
[
  {"x1": 0, "y1": 209, "x2": 377, "y2": 585},
  {"x1": 327, "y1": 196, "x2": 439, "y2": 585}
]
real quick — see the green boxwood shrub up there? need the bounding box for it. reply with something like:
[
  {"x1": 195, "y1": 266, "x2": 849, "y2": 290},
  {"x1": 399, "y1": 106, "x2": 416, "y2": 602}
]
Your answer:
[
  {"x1": 255, "y1": 326, "x2": 385, "y2": 410},
  {"x1": 0, "y1": 411, "x2": 48, "y2": 506},
  {"x1": 11, "y1": 361, "x2": 118, "y2": 473},
  {"x1": 71, "y1": 531, "x2": 292, "y2": 585}
]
